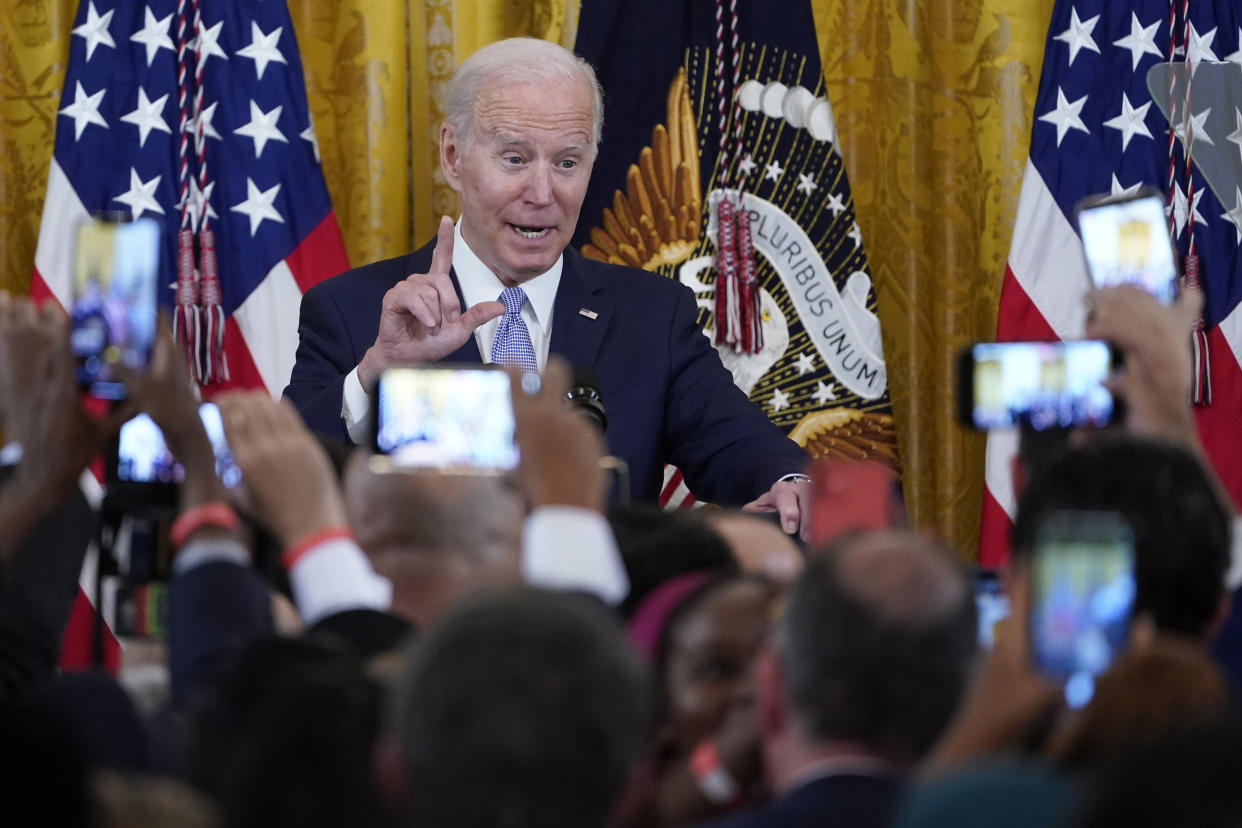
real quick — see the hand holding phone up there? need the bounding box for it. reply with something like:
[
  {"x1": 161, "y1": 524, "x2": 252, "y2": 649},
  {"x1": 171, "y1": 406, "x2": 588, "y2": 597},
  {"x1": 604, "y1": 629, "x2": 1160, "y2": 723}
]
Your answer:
[
  {"x1": 1076, "y1": 188, "x2": 1178, "y2": 304},
  {"x1": 1084, "y1": 286, "x2": 1203, "y2": 450},
  {"x1": 109, "y1": 402, "x2": 242, "y2": 508},
  {"x1": 509, "y1": 357, "x2": 609, "y2": 511},
  {"x1": 975, "y1": 569, "x2": 1011, "y2": 650},
  {"x1": 957, "y1": 340, "x2": 1116, "y2": 431},
  {"x1": 808, "y1": 459, "x2": 898, "y2": 546},
  {"x1": 1028, "y1": 511, "x2": 1136, "y2": 709},
  {"x1": 217, "y1": 392, "x2": 347, "y2": 548},
  {"x1": 371, "y1": 365, "x2": 519, "y2": 474},
  {"x1": 70, "y1": 217, "x2": 161, "y2": 399}
]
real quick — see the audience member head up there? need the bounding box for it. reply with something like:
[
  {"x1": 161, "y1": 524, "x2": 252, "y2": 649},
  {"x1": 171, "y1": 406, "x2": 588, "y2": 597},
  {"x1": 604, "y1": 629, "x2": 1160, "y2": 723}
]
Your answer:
[
  {"x1": 392, "y1": 587, "x2": 646, "y2": 828},
  {"x1": 1010, "y1": 435, "x2": 1231, "y2": 638},
  {"x1": 893, "y1": 759, "x2": 1075, "y2": 828},
  {"x1": 1047, "y1": 635, "x2": 1231, "y2": 771},
  {"x1": 609, "y1": 505, "x2": 737, "y2": 618},
  {"x1": 1077, "y1": 714, "x2": 1242, "y2": 828},
  {"x1": 1013, "y1": 426, "x2": 1073, "y2": 499},
  {"x1": 701, "y1": 510, "x2": 804, "y2": 585},
  {"x1": 344, "y1": 453, "x2": 523, "y2": 628},
  {"x1": 627, "y1": 571, "x2": 776, "y2": 759},
  {"x1": 760, "y1": 530, "x2": 976, "y2": 783},
  {"x1": 92, "y1": 772, "x2": 216, "y2": 828},
  {"x1": 180, "y1": 635, "x2": 389, "y2": 828}
]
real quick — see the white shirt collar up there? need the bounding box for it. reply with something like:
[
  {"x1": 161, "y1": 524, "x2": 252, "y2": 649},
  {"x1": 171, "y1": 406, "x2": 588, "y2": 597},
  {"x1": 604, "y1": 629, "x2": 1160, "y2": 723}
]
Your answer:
[{"x1": 452, "y1": 220, "x2": 561, "y2": 327}]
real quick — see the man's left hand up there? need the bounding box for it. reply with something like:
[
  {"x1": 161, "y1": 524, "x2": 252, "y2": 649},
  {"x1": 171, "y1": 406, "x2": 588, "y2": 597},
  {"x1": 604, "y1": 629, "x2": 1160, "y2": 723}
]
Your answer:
[{"x1": 743, "y1": 478, "x2": 812, "y2": 542}]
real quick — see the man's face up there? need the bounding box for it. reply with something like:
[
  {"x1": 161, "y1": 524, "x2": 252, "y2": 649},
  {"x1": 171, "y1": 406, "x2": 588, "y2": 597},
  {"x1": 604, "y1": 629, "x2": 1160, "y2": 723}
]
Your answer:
[{"x1": 441, "y1": 77, "x2": 595, "y2": 285}]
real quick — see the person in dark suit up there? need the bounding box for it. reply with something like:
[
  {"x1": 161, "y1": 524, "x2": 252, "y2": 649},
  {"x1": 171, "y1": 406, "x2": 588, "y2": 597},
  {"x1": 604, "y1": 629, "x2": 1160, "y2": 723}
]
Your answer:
[
  {"x1": 283, "y1": 37, "x2": 811, "y2": 531},
  {"x1": 698, "y1": 530, "x2": 977, "y2": 828}
]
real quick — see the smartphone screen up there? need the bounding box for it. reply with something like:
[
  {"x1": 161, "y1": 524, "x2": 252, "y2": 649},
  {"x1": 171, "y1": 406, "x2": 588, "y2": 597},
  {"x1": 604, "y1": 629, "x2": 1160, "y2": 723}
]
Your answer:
[
  {"x1": 109, "y1": 403, "x2": 242, "y2": 504},
  {"x1": 808, "y1": 459, "x2": 897, "y2": 546},
  {"x1": 1077, "y1": 190, "x2": 1178, "y2": 304},
  {"x1": 975, "y1": 569, "x2": 1011, "y2": 650},
  {"x1": 957, "y1": 340, "x2": 1114, "y2": 431},
  {"x1": 372, "y1": 366, "x2": 518, "y2": 473},
  {"x1": 1029, "y1": 511, "x2": 1136, "y2": 709},
  {"x1": 69, "y1": 217, "x2": 161, "y2": 399}
]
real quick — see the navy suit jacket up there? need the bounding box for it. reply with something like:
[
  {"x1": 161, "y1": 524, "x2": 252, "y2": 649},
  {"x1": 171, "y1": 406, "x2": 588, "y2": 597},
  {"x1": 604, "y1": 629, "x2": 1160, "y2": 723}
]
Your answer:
[
  {"x1": 283, "y1": 241, "x2": 808, "y2": 505},
  {"x1": 700, "y1": 773, "x2": 905, "y2": 828}
]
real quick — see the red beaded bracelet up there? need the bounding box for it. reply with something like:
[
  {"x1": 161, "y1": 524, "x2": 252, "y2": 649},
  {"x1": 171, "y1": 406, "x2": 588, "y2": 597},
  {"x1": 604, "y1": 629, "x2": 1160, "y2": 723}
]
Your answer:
[{"x1": 170, "y1": 501, "x2": 240, "y2": 549}]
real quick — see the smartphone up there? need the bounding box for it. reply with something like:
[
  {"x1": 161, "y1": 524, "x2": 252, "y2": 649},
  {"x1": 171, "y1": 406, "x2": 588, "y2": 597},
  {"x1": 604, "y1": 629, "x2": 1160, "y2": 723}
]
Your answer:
[
  {"x1": 808, "y1": 459, "x2": 898, "y2": 546},
  {"x1": 956, "y1": 340, "x2": 1116, "y2": 431},
  {"x1": 975, "y1": 568, "x2": 1011, "y2": 650},
  {"x1": 69, "y1": 216, "x2": 162, "y2": 399},
  {"x1": 371, "y1": 365, "x2": 519, "y2": 473},
  {"x1": 1029, "y1": 511, "x2": 1136, "y2": 709},
  {"x1": 1076, "y1": 188, "x2": 1178, "y2": 304},
  {"x1": 107, "y1": 402, "x2": 242, "y2": 507}
]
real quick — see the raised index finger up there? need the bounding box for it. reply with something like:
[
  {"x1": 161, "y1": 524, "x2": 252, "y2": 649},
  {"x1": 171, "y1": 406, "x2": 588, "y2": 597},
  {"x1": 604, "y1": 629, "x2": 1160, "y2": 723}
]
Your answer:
[{"x1": 428, "y1": 215, "x2": 455, "y2": 278}]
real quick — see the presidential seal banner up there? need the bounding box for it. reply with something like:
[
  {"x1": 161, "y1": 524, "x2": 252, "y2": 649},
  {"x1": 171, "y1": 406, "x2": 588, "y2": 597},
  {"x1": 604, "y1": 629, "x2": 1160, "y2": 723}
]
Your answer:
[{"x1": 575, "y1": 0, "x2": 899, "y2": 506}]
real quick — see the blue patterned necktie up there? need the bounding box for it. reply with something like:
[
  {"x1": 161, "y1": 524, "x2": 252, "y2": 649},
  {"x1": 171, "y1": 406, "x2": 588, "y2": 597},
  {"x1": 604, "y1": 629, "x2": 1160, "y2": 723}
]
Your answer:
[{"x1": 490, "y1": 286, "x2": 538, "y2": 374}]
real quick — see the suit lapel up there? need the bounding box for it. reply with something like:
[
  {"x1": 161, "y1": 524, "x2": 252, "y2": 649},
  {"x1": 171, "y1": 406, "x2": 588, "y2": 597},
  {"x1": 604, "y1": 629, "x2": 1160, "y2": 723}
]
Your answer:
[{"x1": 549, "y1": 250, "x2": 610, "y2": 368}]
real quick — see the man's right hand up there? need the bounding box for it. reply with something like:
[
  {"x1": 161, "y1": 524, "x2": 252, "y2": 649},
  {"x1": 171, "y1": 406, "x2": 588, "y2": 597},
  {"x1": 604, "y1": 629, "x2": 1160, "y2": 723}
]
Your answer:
[
  {"x1": 356, "y1": 216, "x2": 505, "y2": 391},
  {"x1": 1084, "y1": 285, "x2": 1203, "y2": 452}
]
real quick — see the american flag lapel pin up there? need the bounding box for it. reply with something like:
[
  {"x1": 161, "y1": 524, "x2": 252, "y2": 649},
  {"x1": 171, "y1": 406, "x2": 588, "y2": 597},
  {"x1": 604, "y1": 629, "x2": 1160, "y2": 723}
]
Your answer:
[{"x1": 578, "y1": 308, "x2": 599, "y2": 320}]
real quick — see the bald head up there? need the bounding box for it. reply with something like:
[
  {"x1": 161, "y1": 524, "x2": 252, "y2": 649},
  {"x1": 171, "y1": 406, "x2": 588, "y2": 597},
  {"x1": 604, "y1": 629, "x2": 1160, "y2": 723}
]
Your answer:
[
  {"x1": 702, "y1": 511, "x2": 803, "y2": 585},
  {"x1": 776, "y1": 530, "x2": 976, "y2": 761},
  {"x1": 831, "y1": 530, "x2": 970, "y2": 629},
  {"x1": 344, "y1": 453, "x2": 523, "y2": 625}
]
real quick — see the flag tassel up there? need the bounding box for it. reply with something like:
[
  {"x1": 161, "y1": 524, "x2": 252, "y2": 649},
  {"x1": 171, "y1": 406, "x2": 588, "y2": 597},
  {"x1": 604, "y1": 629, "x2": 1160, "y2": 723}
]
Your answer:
[
  {"x1": 735, "y1": 207, "x2": 763, "y2": 355},
  {"x1": 198, "y1": 228, "x2": 229, "y2": 384},
  {"x1": 1184, "y1": 252, "x2": 1210, "y2": 405},
  {"x1": 173, "y1": 228, "x2": 200, "y2": 382},
  {"x1": 715, "y1": 198, "x2": 742, "y2": 348}
]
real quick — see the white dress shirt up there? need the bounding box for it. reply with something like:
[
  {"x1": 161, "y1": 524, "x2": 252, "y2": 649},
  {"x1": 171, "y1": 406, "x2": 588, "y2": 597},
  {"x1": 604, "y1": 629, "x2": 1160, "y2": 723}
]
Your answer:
[{"x1": 341, "y1": 221, "x2": 561, "y2": 443}]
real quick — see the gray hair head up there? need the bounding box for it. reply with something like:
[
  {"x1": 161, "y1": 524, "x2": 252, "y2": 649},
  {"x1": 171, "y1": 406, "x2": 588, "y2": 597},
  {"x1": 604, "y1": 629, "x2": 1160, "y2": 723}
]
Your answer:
[{"x1": 443, "y1": 37, "x2": 604, "y2": 150}]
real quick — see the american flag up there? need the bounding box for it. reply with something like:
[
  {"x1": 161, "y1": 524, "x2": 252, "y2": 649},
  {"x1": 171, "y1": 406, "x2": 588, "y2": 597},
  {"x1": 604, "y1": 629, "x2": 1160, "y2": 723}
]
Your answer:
[
  {"x1": 980, "y1": 0, "x2": 1242, "y2": 566},
  {"x1": 34, "y1": 0, "x2": 348, "y2": 667}
]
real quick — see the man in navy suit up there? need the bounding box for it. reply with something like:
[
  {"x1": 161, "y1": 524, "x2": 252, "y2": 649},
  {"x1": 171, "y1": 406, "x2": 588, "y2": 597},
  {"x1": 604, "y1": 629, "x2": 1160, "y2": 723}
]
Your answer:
[
  {"x1": 698, "y1": 531, "x2": 977, "y2": 828},
  {"x1": 284, "y1": 38, "x2": 811, "y2": 530}
]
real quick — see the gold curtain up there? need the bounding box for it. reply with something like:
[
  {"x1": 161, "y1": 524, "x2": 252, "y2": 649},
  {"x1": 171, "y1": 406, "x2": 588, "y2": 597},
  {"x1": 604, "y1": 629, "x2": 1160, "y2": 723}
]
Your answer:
[
  {"x1": 0, "y1": 0, "x2": 1051, "y2": 558},
  {"x1": 815, "y1": 0, "x2": 1054, "y2": 556},
  {"x1": 0, "y1": 0, "x2": 78, "y2": 295}
]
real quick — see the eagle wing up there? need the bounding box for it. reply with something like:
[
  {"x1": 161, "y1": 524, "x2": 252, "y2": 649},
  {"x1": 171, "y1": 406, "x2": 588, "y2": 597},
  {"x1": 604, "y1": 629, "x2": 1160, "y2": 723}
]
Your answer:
[{"x1": 582, "y1": 68, "x2": 703, "y2": 271}]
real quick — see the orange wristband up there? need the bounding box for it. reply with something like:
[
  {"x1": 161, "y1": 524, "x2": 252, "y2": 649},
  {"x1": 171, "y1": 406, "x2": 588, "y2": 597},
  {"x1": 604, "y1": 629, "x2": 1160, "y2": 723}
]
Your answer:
[
  {"x1": 171, "y1": 501, "x2": 240, "y2": 549},
  {"x1": 281, "y1": 526, "x2": 354, "y2": 570}
]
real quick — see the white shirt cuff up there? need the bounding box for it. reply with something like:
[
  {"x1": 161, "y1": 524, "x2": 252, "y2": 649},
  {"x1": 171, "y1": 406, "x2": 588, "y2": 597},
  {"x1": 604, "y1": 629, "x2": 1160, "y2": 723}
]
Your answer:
[
  {"x1": 173, "y1": 537, "x2": 252, "y2": 576},
  {"x1": 0, "y1": 441, "x2": 22, "y2": 467},
  {"x1": 288, "y1": 536, "x2": 393, "y2": 624},
  {"x1": 521, "y1": 506, "x2": 629, "y2": 605},
  {"x1": 1227, "y1": 516, "x2": 1242, "y2": 591},
  {"x1": 342, "y1": 367, "x2": 372, "y2": 445}
]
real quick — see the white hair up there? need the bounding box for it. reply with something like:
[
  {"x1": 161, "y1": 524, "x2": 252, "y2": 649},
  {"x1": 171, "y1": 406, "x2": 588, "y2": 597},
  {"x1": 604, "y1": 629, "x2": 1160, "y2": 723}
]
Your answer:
[{"x1": 443, "y1": 37, "x2": 604, "y2": 150}]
